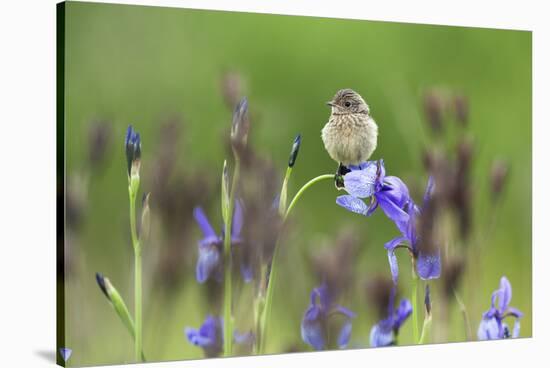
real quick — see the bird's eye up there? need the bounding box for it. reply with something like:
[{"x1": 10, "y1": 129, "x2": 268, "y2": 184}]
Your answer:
[{"x1": 344, "y1": 101, "x2": 351, "y2": 107}]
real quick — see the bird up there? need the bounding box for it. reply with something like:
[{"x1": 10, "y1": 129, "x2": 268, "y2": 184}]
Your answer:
[{"x1": 321, "y1": 88, "x2": 378, "y2": 187}]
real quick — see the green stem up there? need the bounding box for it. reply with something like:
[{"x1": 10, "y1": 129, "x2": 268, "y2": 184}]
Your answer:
[
  {"x1": 259, "y1": 173, "x2": 333, "y2": 354},
  {"x1": 278, "y1": 167, "x2": 292, "y2": 215},
  {"x1": 223, "y1": 158, "x2": 240, "y2": 356},
  {"x1": 284, "y1": 174, "x2": 334, "y2": 220},
  {"x1": 418, "y1": 315, "x2": 432, "y2": 344},
  {"x1": 134, "y1": 250, "x2": 142, "y2": 361},
  {"x1": 129, "y1": 189, "x2": 142, "y2": 362},
  {"x1": 454, "y1": 289, "x2": 472, "y2": 341},
  {"x1": 411, "y1": 269, "x2": 419, "y2": 344}
]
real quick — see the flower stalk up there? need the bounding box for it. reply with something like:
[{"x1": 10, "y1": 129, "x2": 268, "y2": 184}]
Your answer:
[
  {"x1": 259, "y1": 173, "x2": 334, "y2": 354},
  {"x1": 125, "y1": 125, "x2": 144, "y2": 362},
  {"x1": 418, "y1": 284, "x2": 432, "y2": 344},
  {"x1": 222, "y1": 157, "x2": 240, "y2": 356},
  {"x1": 411, "y1": 264, "x2": 419, "y2": 343},
  {"x1": 221, "y1": 97, "x2": 250, "y2": 356},
  {"x1": 129, "y1": 167, "x2": 143, "y2": 362}
]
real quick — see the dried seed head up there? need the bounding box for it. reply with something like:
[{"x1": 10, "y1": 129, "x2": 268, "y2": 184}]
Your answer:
[
  {"x1": 443, "y1": 256, "x2": 465, "y2": 298},
  {"x1": 313, "y1": 229, "x2": 358, "y2": 298},
  {"x1": 423, "y1": 90, "x2": 445, "y2": 134},
  {"x1": 221, "y1": 71, "x2": 243, "y2": 109},
  {"x1": 456, "y1": 137, "x2": 474, "y2": 174},
  {"x1": 88, "y1": 120, "x2": 112, "y2": 169},
  {"x1": 230, "y1": 97, "x2": 250, "y2": 153},
  {"x1": 453, "y1": 137, "x2": 475, "y2": 239},
  {"x1": 490, "y1": 160, "x2": 509, "y2": 200},
  {"x1": 238, "y1": 149, "x2": 282, "y2": 280},
  {"x1": 453, "y1": 94, "x2": 469, "y2": 126},
  {"x1": 417, "y1": 193, "x2": 439, "y2": 256},
  {"x1": 366, "y1": 274, "x2": 395, "y2": 319}
]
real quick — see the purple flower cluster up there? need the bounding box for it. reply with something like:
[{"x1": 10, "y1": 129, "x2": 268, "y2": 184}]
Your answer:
[
  {"x1": 370, "y1": 287, "x2": 412, "y2": 347},
  {"x1": 185, "y1": 316, "x2": 254, "y2": 357},
  {"x1": 301, "y1": 284, "x2": 356, "y2": 350},
  {"x1": 192, "y1": 200, "x2": 252, "y2": 283},
  {"x1": 478, "y1": 276, "x2": 522, "y2": 340},
  {"x1": 336, "y1": 160, "x2": 441, "y2": 284}
]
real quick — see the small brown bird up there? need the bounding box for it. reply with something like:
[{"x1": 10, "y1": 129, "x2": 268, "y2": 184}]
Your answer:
[{"x1": 321, "y1": 89, "x2": 378, "y2": 185}]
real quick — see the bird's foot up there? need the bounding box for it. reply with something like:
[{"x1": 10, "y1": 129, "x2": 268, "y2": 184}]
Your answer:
[{"x1": 335, "y1": 163, "x2": 350, "y2": 189}]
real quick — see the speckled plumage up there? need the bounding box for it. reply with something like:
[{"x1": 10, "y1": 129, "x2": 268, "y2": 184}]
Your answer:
[{"x1": 321, "y1": 89, "x2": 378, "y2": 166}]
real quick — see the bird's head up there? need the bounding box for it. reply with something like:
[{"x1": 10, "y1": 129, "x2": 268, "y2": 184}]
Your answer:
[{"x1": 327, "y1": 89, "x2": 370, "y2": 115}]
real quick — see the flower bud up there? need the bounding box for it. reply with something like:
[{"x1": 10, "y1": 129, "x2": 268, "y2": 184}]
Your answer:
[
  {"x1": 230, "y1": 97, "x2": 249, "y2": 151},
  {"x1": 140, "y1": 193, "x2": 151, "y2": 242},
  {"x1": 288, "y1": 134, "x2": 302, "y2": 168},
  {"x1": 95, "y1": 272, "x2": 136, "y2": 339},
  {"x1": 221, "y1": 160, "x2": 230, "y2": 224},
  {"x1": 125, "y1": 125, "x2": 141, "y2": 180},
  {"x1": 424, "y1": 284, "x2": 432, "y2": 316},
  {"x1": 95, "y1": 272, "x2": 110, "y2": 301},
  {"x1": 221, "y1": 71, "x2": 243, "y2": 109}
]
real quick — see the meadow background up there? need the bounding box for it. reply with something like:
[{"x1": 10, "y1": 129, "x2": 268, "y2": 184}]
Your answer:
[{"x1": 61, "y1": 1, "x2": 531, "y2": 366}]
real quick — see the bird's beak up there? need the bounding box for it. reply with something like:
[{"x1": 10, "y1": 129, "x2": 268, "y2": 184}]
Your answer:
[{"x1": 326, "y1": 100, "x2": 335, "y2": 107}]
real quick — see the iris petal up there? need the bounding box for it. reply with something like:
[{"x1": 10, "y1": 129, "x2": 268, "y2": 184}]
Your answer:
[
  {"x1": 499, "y1": 276, "x2": 512, "y2": 312},
  {"x1": 377, "y1": 193, "x2": 410, "y2": 229},
  {"x1": 336, "y1": 195, "x2": 369, "y2": 216},
  {"x1": 369, "y1": 323, "x2": 394, "y2": 347},
  {"x1": 506, "y1": 307, "x2": 523, "y2": 319},
  {"x1": 477, "y1": 317, "x2": 500, "y2": 340},
  {"x1": 394, "y1": 299, "x2": 413, "y2": 330},
  {"x1": 416, "y1": 251, "x2": 441, "y2": 280},
  {"x1": 512, "y1": 319, "x2": 521, "y2": 338},
  {"x1": 387, "y1": 249, "x2": 399, "y2": 284},
  {"x1": 343, "y1": 167, "x2": 378, "y2": 198},
  {"x1": 301, "y1": 313, "x2": 325, "y2": 350},
  {"x1": 384, "y1": 236, "x2": 408, "y2": 251},
  {"x1": 382, "y1": 176, "x2": 411, "y2": 208},
  {"x1": 335, "y1": 305, "x2": 356, "y2": 319},
  {"x1": 193, "y1": 207, "x2": 217, "y2": 238},
  {"x1": 337, "y1": 319, "x2": 353, "y2": 348},
  {"x1": 232, "y1": 199, "x2": 244, "y2": 236},
  {"x1": 185, "y1": 316, "x2": 223, "y2": 357},
  {"x1": 196, "y1": 245, "x2": 221, "y2": 283}
]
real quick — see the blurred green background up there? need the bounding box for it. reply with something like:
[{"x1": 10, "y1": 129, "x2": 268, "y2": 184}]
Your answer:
[{"x1": 61, "y1": 1, "x2": 531, "y2": 366}]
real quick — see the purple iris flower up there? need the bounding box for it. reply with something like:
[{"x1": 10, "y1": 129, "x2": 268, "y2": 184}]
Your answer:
[
  {"x1": 478, "y1": 276, "x2": 523, "y2": 340},
  {"x1": 301, "y1": 284, "x2": 356, "y2": 350},
  {"x1": 185, "y1": 316, "x2": 254, "y2": 357},
  {"x1": 193, "y1": 200, "x2": 250, "y2": 283},
  {"x1": 185, "y1": 316, "x2": 223, "y2": 357},
  {"x1": 336, "y1": 160, "x2": 411, "y2": 227},
  {"x1": 336, "y1": 160, "x2": 441, "y2": 284},
  {"x1": 369, "y1": 287, "x2": 412, "y2": 347},
  {"x1": 384, "y1": 176, "x2": 441, "y2": 284}
]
